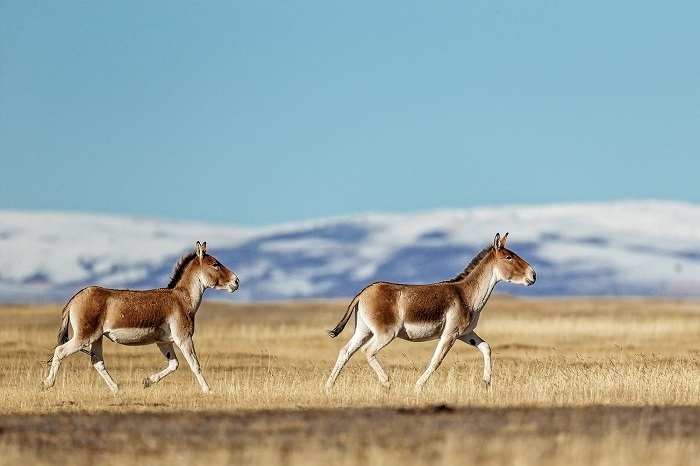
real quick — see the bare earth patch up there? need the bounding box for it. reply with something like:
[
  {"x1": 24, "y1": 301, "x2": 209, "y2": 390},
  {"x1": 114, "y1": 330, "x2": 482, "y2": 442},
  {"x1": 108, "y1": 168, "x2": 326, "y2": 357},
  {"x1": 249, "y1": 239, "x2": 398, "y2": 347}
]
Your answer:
[{"x1": 2, "y1": 406, "x2": 700, "y2": 465}]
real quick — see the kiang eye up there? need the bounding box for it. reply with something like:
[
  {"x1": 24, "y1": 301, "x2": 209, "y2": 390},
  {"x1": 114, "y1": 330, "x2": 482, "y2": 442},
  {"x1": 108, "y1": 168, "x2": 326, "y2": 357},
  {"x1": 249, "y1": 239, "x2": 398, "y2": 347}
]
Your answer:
[
  {"x1": 505, "y1": 255, "x2": 513, "y2": 260},
  {"x1": 211, "y1": 261, "x2": 221, "y2": 268}
]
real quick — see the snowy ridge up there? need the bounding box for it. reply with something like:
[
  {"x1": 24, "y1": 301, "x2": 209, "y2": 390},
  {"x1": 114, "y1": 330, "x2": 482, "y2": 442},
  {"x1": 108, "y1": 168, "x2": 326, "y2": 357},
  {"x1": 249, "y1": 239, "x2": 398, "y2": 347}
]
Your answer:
[{"x1": 1, "y1": 201, "x2": 699, "y2": 303}]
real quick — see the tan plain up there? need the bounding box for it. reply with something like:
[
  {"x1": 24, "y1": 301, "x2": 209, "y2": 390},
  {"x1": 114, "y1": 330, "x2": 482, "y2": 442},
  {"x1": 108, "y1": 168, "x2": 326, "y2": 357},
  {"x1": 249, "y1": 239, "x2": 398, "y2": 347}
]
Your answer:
[{"x1": 2, "y1": 297, "x2": 700, "y2": 465}]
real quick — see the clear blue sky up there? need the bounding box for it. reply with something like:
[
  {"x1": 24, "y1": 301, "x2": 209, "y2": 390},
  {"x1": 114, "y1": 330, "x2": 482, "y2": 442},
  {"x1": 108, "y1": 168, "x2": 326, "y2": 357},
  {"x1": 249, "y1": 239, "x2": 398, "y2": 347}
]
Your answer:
[{"x1": 1, "y1": 1, "x2": 699, "y2": 226}]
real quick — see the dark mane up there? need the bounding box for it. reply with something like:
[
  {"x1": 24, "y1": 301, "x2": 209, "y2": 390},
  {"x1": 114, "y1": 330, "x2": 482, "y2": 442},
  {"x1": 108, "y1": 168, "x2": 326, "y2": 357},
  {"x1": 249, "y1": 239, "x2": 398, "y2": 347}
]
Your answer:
[
  {"x1": 167, "y1": 251, "x2": 198, "y2": 289},
  {"x1": 447, "y1": 245, "x2": 493, "y2": 282}
]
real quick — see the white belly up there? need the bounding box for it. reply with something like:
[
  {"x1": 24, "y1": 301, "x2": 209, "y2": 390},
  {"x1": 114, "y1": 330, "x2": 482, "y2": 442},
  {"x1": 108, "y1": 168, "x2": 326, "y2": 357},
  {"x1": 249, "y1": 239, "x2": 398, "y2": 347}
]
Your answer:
[
  {"x1": 398, "y1": 322, "x2": 442, "y2": 342},
  {"x1": 104, "y1": 327, "x2": 167, "y2": 345}
]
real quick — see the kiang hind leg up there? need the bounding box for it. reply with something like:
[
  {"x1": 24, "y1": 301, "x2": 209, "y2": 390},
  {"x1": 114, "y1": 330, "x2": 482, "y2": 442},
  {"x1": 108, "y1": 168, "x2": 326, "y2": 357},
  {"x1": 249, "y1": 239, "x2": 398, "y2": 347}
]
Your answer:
[
  {"x1": 360, "y1": 332, "x2": 395, "y2": 388},
  {"x1": 143, "y1": 342, "x2": 179, "y2": 389},
  {"x1": 44, "y1": 335, "x2": 89, "y2": 390},
  {"x1": 90, "y1": 336, "x2": 119, "y2": 394},
  {"x1": 325, "y1": 318, "x2": 372, "y2": 391}
]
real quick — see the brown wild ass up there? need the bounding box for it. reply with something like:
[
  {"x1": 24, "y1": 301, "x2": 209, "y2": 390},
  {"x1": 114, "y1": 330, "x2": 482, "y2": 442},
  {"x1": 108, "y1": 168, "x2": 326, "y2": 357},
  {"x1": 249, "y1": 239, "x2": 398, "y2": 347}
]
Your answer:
[
  {"x1": 325, "y1": 233, "x2": 536, "y2": 393},
  {"x1": 44, "y1": 242, "x2": 239, "y2": 394}
]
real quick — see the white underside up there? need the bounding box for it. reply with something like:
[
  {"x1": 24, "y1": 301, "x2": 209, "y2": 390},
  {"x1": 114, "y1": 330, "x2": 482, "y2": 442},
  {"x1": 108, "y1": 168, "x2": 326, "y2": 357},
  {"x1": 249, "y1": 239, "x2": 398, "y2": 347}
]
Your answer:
[
  {"x1": 103, "y1": 327, "x2": 169, "y2": 346},
  {"x1": 398, "y1": 322, "x2": 444, "y2": 342}
]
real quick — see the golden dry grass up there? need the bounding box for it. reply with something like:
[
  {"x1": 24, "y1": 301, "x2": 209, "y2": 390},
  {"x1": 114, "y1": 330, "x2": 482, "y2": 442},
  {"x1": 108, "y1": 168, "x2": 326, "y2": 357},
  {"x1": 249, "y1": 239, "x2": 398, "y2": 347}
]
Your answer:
[{"x1": 2, "y1": 297, "x2": 700, "y2": 465}]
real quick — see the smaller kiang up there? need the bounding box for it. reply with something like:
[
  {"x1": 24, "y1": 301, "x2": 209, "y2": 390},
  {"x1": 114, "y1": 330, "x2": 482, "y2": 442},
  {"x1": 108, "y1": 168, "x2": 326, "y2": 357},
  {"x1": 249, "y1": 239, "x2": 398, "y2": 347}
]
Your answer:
[{"x1": 44, "y1": 242, "x2": 239, "y2": 394}]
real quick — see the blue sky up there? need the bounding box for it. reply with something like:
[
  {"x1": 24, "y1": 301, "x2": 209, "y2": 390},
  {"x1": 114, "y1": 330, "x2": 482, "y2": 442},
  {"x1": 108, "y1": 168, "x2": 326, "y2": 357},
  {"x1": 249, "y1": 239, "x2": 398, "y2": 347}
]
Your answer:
[{"x1": 1, "y1": 1, "x2": 699, "y2": 226}]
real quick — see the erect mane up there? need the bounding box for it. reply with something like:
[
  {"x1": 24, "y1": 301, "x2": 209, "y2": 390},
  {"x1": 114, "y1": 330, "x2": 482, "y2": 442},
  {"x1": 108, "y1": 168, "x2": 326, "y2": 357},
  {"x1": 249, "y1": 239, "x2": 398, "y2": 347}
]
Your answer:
[
  {"x1": 167, "y1": 251, "x2": 198, "y2": 289},
  {"x1": 447, "y1": 245, "x2": 494, "y2": 282}
]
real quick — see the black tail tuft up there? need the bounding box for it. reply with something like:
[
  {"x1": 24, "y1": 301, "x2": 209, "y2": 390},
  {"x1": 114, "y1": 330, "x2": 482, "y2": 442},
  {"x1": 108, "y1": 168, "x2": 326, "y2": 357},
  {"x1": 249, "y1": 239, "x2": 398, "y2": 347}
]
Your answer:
[
  {"x1": 326, "y1": 301, "x2": 358, "y2": 338},
  {"x1": 57, "y1": 324, "x2": 69, "y2": 346}
]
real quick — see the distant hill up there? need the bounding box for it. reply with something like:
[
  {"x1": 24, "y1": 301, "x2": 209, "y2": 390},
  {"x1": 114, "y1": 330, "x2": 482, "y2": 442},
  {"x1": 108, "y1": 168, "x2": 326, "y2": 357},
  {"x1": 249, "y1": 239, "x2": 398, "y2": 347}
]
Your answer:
[{"x1": 2, "y1": 201, "x2": 699, "y2": 303}]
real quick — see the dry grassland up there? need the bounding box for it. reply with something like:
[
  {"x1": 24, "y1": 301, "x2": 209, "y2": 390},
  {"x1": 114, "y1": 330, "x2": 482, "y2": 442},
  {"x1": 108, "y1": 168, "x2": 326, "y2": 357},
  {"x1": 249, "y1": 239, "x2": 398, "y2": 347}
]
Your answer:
[{"x1": 1, "y1": 297, "x2": 700, "y2": 465}]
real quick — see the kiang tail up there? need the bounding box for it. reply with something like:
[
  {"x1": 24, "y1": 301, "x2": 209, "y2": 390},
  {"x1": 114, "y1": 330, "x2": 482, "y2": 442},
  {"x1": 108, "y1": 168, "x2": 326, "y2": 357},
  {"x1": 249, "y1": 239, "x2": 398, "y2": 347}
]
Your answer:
[
  {"x1": 47, "y1": 302, "x2": 71, "y2": 365},
  {"x1": 326, "y1": 295, "x2": 359, "y2": 338},
  {"x1": 57, "y1": 302, "x2": 71, "y2": 346}
]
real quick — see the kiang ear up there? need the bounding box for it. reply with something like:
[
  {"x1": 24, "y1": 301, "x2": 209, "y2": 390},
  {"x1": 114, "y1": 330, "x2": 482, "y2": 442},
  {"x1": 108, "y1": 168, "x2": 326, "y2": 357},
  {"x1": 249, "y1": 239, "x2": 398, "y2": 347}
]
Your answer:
[
  {"x1": 493, "y1": 232, "x2": 509, "y2": 249},
  {"x1": 500, "y1": 232, "x2": 509, "y2": 248},
  {"x1": 196, "y1": 241, "x2": 207, "y2": 259}
]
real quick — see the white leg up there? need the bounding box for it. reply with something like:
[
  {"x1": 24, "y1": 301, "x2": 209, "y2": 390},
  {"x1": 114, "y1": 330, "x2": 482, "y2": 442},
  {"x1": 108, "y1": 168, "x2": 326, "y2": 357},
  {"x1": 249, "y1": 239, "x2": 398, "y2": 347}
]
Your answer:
[
  {"x1": 415, "y1": 333, "x2": 457, "y2": 393},
  {"x1": 143, "y1": 342, "x2": 179, "y2": 388},
  {"x1": 360, "y1": 334, "x2": 395, "y2": 388},
  {"x1": 459, "y1": 331, "x2": 492, "y2": 385},
  {"x1": 44, "y1": 337, "x2": 86, "y2": 389},
  {"x1": 325, "y1": 327, "x2": 371, "y2": 391},
  {"x1": 175, "y1": 337, "x2": 211, "y2": 393},
  {"x1": 90, "y1": 337, "x2": 119, "y2": 394}
]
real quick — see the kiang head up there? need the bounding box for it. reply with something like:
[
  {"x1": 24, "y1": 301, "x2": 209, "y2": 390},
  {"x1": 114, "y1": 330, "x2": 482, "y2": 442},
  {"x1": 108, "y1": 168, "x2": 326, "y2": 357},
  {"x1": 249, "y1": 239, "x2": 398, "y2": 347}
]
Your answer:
[
  {"x1": 195, "y1": 241, "x2": 239, "y2": 293},
  {"x1": 490, "y1": 233, "x2": 536, "y2": 286}
]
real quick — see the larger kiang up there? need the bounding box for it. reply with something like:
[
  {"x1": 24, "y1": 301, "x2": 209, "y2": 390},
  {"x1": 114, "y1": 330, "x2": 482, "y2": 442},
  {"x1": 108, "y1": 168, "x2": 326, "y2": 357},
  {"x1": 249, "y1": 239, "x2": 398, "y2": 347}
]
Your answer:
[
  {"x1": 44, "y1": 241, "x2": 239, "y2": 394},
  {"x1": 325, "y1": 233, "x2": 536, "y2": 393}
]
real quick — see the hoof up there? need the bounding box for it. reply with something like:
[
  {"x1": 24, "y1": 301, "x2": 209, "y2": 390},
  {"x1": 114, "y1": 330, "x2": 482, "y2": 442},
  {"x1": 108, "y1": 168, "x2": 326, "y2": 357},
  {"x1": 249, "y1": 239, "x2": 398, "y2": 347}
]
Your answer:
[
  {"x1": 415, "y1": 377, "x2": 428, "y2": 394},
  {"x1": 143, "y1": 377, "x2": 153, "y2": 388}
]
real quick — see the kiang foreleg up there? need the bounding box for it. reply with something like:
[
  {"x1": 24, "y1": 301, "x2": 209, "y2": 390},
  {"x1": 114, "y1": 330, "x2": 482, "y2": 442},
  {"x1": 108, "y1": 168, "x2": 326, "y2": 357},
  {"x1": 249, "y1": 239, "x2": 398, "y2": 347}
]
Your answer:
[
  {"x1": 415, "y1": 332, "x2": 457, "y2": 393},
  {"x1": 459, "y1": 331, "x2": 492, "y2": 385},
  {"x1": 175, "y1": 336, "x2": 211, "y2": 393},
  {"x1": 143, "y1": 342, "x2": 179, "y2": 388}
]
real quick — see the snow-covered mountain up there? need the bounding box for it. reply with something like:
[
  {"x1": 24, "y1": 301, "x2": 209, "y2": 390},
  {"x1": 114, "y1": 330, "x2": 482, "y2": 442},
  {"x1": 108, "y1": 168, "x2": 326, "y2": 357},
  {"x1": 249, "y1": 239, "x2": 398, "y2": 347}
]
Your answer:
[{"x1": 2, "y1": 201, "x2": 700, "y2": 303}]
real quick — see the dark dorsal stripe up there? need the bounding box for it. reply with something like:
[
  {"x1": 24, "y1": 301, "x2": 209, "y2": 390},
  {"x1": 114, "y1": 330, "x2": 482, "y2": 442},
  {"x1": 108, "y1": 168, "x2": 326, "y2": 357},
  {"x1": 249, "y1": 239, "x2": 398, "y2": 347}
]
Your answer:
[
  {"x1": 447, "y1": 245, "x2": 493, "y2": 282},
  {"x1": 167, "y1": 251, "x2": 198, "y2": 289}
]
